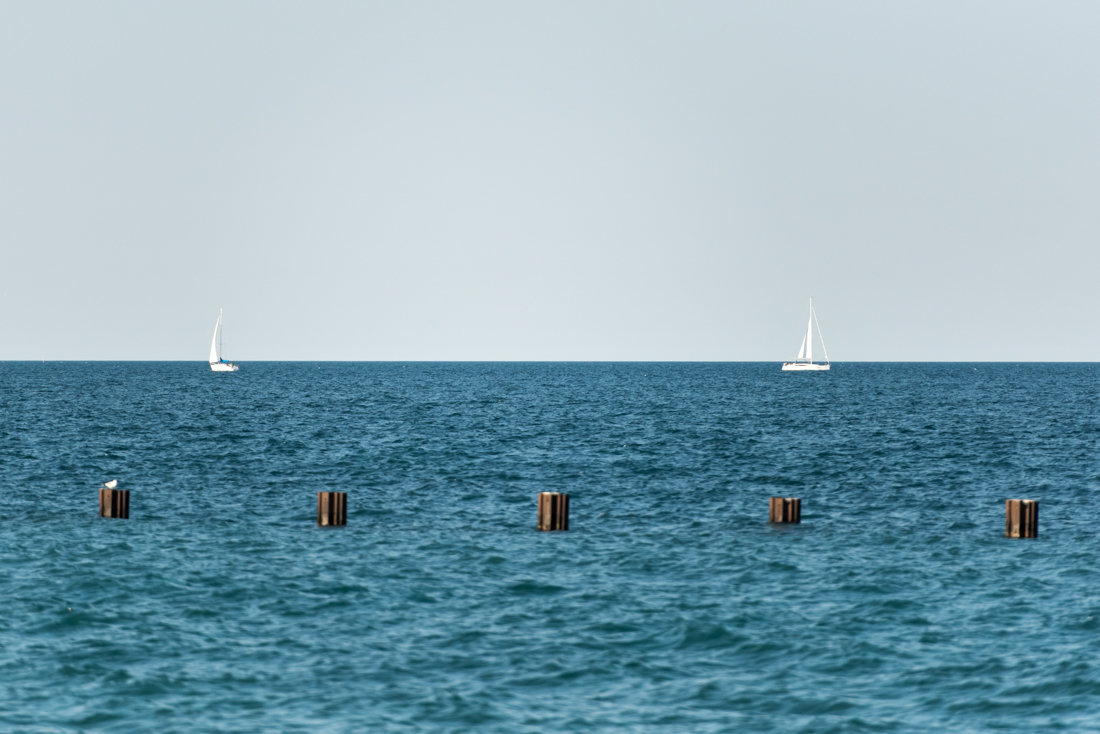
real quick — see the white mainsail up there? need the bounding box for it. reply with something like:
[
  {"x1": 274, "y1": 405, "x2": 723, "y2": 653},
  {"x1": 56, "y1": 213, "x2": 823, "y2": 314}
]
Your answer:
[
  {"x1": 804, "y1": 314, "x2": 813, "y2": 363},
  {"x1": 209, "y1": 310, "x2": 222, "y2": 364}
]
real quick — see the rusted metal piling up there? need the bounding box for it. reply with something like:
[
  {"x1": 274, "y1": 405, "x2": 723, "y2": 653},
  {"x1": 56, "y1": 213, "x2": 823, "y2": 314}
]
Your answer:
[
  {"x1": 1005, "y1": 499, "x2": 1038, "y2": 538},
  {"x1": 98, "y1": 488, "x2": 130, "y2": 519},
  {"x1": 537, "y1": 492, "x2": 569, "y2": 531},
  {"x1": 317, "y1": 491, "x2": 347, "y2": 527},
  {"x1": 769, "y1": 497, "x2": 801, "y2": 524}
]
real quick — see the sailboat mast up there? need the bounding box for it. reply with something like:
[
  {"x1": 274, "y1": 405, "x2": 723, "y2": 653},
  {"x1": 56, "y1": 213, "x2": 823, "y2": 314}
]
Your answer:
[{"x1": 805, "y1": 298, "x2": 814, "y2": 363}]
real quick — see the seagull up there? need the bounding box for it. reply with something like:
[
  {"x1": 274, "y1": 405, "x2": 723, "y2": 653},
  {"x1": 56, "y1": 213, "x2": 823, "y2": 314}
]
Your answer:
[{"x1": 102, "y1": 480, "x2": 118, "y2": 490}]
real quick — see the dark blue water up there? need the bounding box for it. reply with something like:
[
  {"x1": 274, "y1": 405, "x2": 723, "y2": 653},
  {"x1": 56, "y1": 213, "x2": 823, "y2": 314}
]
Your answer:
[{"x1": 0, "y1": 363, "x2": 1096, "y2": 732}]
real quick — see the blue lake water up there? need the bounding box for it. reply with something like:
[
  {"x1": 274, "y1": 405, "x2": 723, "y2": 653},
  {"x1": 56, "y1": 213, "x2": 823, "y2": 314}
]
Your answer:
[{"x1": 0, "y1": 362, "x2": 1096, "y2": 732}]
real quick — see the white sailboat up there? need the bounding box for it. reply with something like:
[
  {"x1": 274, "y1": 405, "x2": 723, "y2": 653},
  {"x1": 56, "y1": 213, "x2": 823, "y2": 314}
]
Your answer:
[
  {"x1": 209, "y1": 308, "x2": 239, "y2": 372},
  {"x1": 781, "y1": 297, "x2": 830, "y2": 371}
]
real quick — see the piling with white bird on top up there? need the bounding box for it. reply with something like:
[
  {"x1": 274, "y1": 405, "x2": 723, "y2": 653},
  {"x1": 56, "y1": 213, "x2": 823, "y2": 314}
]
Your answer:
[{"x1": 98, "y1": 479, "x2": 128, "y2": 519}]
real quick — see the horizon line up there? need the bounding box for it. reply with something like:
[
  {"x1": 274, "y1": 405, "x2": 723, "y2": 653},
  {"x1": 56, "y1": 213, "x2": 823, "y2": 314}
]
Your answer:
[{"x1": 0, "y1": 359, "x2": 1095, "y2": 365}]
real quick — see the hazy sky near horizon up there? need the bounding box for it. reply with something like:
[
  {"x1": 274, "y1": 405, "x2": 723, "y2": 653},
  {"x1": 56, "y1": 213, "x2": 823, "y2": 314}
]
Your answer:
[{"x1": 1, "y1": 1, "x2": 1097, "y2": 360}]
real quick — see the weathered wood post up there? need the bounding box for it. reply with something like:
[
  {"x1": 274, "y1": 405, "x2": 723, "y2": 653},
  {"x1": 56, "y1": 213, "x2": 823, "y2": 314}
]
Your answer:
[
  {"x1": 1005, "y1": 499, "x2": 1038, "y2": 538},
  {"x1": 98, "y1": 488, "x2": 130, "y2": 519},
  {"x1": 317, "y1": 491, "x2": 347, "y2": 527},
  {"x1": 769, "y1": 497, "x2": 801, "y2": 523},
  {"x1": 537, "y1": 492, "x2": 569, "y2": 531}
]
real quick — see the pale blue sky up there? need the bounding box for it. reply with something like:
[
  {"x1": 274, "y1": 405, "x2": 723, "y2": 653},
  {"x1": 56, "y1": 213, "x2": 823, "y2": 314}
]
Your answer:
[{"x1": 1, "y1": 1, "x2": 1096, "y2": 360}]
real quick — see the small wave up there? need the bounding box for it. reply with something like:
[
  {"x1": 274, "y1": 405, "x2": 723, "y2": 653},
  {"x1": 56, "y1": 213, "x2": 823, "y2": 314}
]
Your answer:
[{"x1": 505, "y1": 580, "x2": 566, "y2": 596}]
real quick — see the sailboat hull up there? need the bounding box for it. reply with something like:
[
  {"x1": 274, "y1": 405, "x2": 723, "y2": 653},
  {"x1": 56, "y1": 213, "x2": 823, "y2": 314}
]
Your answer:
[
  {"x1": 781, "y1": 362, "x2": 830, "y2": 371},
  {"x1": 210, "y1": 361, "x2": 239, "y2": 372}
]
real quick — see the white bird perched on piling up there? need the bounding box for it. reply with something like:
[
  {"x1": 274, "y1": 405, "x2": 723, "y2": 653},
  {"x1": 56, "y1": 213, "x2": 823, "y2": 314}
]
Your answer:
[{"x1": 102, "y1": 479, "x2": 118, "y2": 489}]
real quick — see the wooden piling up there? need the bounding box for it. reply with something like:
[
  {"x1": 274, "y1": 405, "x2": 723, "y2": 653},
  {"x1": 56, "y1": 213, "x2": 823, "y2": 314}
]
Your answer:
[
  {"x1": 769, "y1": 497, "x2": 801, "y2": 524},
  {"x1": 98, "y1": 488, "x2": 130, "y2": 519},
  {"x1": 317, "y1": 491, "x2": 347, "y2": 527},
  {"x1": 537, "y1": 492, "x2": 569, "y2": 531},
  {"x1": 1005, "y1": 499, "x2": 1038, "y2": 538}
]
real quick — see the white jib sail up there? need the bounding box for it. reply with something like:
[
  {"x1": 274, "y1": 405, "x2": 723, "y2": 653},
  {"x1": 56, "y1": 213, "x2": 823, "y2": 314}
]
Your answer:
[
  {"x1": 209, "y1": 310, "x2": 222, "y2": 364},
  {"x1": 797, "y1": 334, "x2": 808, "y2": 360}
]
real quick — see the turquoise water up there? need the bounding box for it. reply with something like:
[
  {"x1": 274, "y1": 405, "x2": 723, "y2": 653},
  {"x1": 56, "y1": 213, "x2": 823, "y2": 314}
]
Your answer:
[{"x1": 0, "y1": 362, "x2": 1097, "y2": 731}]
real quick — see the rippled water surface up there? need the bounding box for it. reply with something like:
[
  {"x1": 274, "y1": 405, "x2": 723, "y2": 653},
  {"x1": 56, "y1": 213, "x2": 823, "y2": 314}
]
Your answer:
[{"x1": 0, "y1": 362, "x2": 1097, "y2": 731}]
